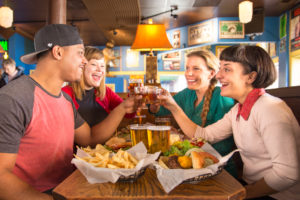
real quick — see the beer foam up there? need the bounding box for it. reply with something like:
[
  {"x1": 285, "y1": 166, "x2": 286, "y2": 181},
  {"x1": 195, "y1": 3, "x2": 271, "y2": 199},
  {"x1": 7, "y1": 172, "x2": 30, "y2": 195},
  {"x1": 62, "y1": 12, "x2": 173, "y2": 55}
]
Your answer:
[
  {"x1": 147, "y1": 125, "x2": 171, "y2": 131},
  {"x1": 129, "y1": 124, "x2": 148, "y2": 130}
]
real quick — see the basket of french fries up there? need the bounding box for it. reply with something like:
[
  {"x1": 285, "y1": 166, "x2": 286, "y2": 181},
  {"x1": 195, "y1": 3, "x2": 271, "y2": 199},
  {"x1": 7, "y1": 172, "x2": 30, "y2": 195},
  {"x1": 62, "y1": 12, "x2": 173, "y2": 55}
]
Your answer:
[
  {"x1": 72, "y1": 142, "x2": 160, "y2": 183},
  {"x1": 153, "y1": 140, "x2": 240, "y2": 193}
]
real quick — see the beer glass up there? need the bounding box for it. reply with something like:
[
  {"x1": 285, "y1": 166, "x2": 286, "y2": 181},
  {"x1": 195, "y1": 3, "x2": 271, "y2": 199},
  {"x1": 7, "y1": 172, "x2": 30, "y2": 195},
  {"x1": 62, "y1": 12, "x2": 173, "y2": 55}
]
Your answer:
[
  {"x1": 147, "y1": 125, "x2": 170, "y2": 153},
  {"x1": 147, "y1": 86, "x2": 162, "y2": 104},
  {"x1": 155, "y1": 117, "x2": 171, "y2": 126},
  {"x1": 134, "y1": 85, "x2": 147, "y2": 104},
  {"x1": 133, "y1": 115, "x2": 146, "y2": 125},
  {"x1": 130, "y1": 124, "x2": 149, "y2": 150},
  {"x1": 128, "y1": 79, "x2": 143, "y2": 96}
]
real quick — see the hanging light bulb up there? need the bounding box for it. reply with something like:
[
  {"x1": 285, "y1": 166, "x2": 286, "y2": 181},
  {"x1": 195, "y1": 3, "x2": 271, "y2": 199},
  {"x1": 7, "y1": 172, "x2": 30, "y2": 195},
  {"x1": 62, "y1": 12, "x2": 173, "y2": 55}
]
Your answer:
[
  {"x1": 0, "y1": 6, "x2": 13, "y2": 28},
  {"x1": 239, "y1": 1, "x2": 253, "y2": 24},
  {"x1": 3, "y1": 51, "x2": 9, "y2": 59}
]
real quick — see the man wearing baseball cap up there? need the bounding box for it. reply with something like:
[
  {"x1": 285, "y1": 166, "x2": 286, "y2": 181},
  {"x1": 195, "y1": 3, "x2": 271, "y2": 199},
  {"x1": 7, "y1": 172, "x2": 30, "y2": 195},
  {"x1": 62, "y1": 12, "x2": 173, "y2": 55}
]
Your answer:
[{"x1": 0, "y1": 24, "x2": 137, "y2": 199}]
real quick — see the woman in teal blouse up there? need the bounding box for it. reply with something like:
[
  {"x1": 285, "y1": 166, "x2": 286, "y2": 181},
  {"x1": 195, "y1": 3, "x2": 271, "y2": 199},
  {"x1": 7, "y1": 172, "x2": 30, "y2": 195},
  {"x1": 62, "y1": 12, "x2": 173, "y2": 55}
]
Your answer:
[{"x1": 150, "y1": 50, "x2": 237, "y2": 177}]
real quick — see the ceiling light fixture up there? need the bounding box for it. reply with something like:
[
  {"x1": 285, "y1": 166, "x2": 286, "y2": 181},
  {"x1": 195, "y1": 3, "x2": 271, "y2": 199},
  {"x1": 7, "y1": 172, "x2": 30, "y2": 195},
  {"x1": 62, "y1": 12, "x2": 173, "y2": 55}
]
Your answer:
[
  {"x1": 131, "y1": 22, "x2": 172, "y2": 54},
  {"x1": 0, "y1": 6, "x2": 13, "y2": 28},
  {"x1": 239, "y1": 1, "x2": 253, "y2": 23},
  {"x1": 131, "y1": 5, "x2": 177, "y2": 54},
  {"x1": 131, "y1": 6, "x2": 177, "y2": 84},
  {"x1": 3, "y1": 51, "x2": 9, "y2": 59}
]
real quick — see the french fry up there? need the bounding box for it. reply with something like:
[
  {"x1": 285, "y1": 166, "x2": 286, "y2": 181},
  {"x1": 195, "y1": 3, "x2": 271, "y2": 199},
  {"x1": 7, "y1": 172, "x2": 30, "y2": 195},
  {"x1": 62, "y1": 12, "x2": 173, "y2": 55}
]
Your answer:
[
  {"x1": 107, "y1": 164, "x2": 120, "y2": 169},
  {"x1": 128, "y1": 153, "x2": 138, "y2": 165},
  {"x1": 75, "y1": 145, "x2": 138, "y2": 169}
]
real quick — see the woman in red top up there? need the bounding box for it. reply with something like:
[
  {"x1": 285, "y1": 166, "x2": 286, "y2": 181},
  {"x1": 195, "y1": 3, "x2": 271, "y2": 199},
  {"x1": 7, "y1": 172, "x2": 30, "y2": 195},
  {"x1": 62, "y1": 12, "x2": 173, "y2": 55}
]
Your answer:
[{"x1": 63, "y1": 46, "x2": 135, "y2": 143}]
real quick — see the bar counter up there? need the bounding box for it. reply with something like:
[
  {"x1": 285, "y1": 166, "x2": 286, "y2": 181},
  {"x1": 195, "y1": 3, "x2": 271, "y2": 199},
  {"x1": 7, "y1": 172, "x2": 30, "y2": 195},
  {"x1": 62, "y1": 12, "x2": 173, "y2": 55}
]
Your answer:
[{"x1": 53, "y1": 168, "x2": 246, "y2": 200}]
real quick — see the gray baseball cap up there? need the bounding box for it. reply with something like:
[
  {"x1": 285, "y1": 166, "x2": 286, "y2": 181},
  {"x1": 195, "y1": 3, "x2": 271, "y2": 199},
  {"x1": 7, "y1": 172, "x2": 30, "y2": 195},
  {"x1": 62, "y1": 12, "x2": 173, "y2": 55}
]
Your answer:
[{"x1": 21, "y1": 24, "x2": 83, "y2": 64}]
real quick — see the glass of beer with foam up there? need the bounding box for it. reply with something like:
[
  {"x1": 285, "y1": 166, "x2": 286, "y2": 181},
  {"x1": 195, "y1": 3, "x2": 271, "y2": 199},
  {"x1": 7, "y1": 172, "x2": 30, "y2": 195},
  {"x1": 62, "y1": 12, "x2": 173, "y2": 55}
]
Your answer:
[
  {"x1": 146, "y1": 86, "x2": 162, "y2": 104},
  {"x1": 147, "y1": 125, "x2": 170, "y2": 153},
  {"x1": 129, "y1": 124, "x2": 149, "y2": 150},
  {"x1": 128, "y1": 79, "x2": 143, "y2": 96},
  {"x1": 155, "y1": 117, "x2": 171, "y2": 126}
]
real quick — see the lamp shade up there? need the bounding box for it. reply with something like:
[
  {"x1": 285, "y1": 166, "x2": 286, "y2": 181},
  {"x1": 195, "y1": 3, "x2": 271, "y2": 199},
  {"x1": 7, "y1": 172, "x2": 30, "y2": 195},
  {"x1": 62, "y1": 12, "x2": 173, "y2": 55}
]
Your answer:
[
  {"x1": 0, "y1": 6, "x2": 13, "y2": 28},
  {"x1": 131, "y1": 24, "x2": 173, "y2": 51},
  {"x1": 239, "y1": 1, "x2": 253, "y2": 24}
]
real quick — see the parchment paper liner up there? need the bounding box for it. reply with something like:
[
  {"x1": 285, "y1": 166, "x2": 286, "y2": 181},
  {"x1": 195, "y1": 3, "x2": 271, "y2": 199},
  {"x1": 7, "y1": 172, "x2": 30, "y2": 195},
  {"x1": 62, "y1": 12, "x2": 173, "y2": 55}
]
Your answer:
[{"x1": 71, "y1": 142, "x2": 160, "y2": 184}]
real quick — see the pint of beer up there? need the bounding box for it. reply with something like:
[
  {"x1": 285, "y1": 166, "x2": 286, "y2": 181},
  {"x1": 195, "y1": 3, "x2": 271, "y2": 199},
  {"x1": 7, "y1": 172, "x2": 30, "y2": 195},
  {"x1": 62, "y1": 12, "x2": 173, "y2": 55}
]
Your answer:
[
  {"x1": 155, "y1": 117, "x2": 171, "y2": 126},
  {"x1": 147, "y1": 125, "x2": 170, "y2": 153},
  {"x1": 128, "y1": 79, "x2": 143, "y2": 95},
  {"x1": 129, "y1": 124, "x2": 149, "y2": 150},
  {"x1": 133, "y1": 115, "x2": 146, "y2": 124},
  {"x1": 147, "y1": 86, "x2": 162, "y2": 104},
  {"x1": 134, "y1": 86, "x2": 147, "y2": 104}
]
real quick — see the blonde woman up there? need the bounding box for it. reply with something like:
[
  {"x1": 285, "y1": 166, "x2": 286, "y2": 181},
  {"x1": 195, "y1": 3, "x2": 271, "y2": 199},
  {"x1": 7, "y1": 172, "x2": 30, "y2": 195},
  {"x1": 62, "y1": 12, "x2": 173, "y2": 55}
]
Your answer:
[
  {"x1": 149, "y1": 50, "x2": 237, "y2": 177},
  {"x1": 63, "y1": 46, "x2": 135, "y2": 143}
]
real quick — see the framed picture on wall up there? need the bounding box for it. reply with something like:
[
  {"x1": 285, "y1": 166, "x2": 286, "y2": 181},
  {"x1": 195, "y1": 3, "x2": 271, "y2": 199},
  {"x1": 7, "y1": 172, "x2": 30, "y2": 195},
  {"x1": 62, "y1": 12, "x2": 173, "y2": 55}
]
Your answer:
[
  {"x1": 163, "y1": 60, "x2": 180, "y2": 70},
  {"x1": 219, "y1": 21, "x2": 244, "y2": 39},
  {"x1": 280, "y1": 13, "x2": 287, "y2": 39},
  {"x1": 280, "y1": 38, "x2": 286, "y2": 53},
  {"x1": 161, "y1": 51, "x2": 181, "y2": 60},
  {"x1": 256, "y1": 42, "x2": 269, "y2": 53},
  {"x1": 188, "y1": 20, "x2": 214, "y2": 46},
  {"x1": 184, "y1": 45, "x2": 211, "y2": 55},
  {"x1": 173, "y1": 30, "x2": 181, "y2": 48},
  {"x1": 290, "y1": 4, "x2": 300, "y2": 51},
  {"x1": 269, "y1": 42, "x2": 276, "y2": 57},
  {"x1": 158, "y1": 74, "x2": 186, "y2": 92},
  {"x1": 126, "y1": 49, "x2": 139, "y2": 67},
  {"x1": 215, "y1": 46, "x2": 230, "y2": 58}
]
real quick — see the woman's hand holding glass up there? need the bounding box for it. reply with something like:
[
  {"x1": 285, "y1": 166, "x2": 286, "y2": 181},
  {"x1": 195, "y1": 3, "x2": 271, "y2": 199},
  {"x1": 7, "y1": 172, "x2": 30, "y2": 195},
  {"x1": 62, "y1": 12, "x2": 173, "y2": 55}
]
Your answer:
[
  {"x1": 157, "y1": 89, "x2": 178, "y2": 112},
  {"x1": 122, "y1": 95, "x2": 143, "y2": 114}
]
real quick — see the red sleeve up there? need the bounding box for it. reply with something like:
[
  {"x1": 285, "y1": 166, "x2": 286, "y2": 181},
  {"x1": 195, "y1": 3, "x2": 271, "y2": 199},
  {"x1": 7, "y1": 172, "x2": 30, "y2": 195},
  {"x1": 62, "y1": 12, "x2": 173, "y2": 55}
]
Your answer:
[
  {"x1": 105, "y1": 87, "x2": 123, "y2": 110},
  {"x1": 98, "y1": 87, "x2": 135, "y2": 118},
  {"x1": 61, "y1": 86, "x2": 79, "y2": 109}
]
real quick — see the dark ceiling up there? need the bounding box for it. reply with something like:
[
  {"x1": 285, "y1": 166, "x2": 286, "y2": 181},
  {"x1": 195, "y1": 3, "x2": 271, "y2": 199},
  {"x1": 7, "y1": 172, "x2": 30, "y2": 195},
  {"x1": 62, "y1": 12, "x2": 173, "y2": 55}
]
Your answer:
[{"x1": 0, "y1": 0, "x2": 299, "y2": 47}]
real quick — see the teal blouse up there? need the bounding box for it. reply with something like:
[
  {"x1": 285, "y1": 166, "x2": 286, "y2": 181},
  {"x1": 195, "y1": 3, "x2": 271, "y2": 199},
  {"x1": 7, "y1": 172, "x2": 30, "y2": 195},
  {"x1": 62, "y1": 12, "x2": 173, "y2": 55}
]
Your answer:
[{"x1": 156, "y1": 87, "x2": 237, "y2": 177}]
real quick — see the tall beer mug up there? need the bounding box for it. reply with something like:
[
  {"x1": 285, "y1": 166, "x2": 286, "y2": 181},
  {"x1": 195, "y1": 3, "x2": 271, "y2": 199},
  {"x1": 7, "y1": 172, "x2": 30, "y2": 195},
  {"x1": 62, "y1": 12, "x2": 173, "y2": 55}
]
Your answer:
[
  {"x1": 129, "y1": 124, "x2": 149, "y2": 151},
  {"x1": 147, "y1": 125, "x2": 171, "y2": 153}
]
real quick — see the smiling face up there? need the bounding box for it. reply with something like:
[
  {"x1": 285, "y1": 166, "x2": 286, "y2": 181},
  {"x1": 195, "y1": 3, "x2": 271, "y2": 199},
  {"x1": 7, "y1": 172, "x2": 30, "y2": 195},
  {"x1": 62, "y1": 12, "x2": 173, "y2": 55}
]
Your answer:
[
  {"x1": 60, "y1": 44, "x2": 87, "y2": 82},
  {"x1": 185, "y1": 56, "x2": 215, "y2": 91},
  {"x1": 216, "y1": 60, "x2": 255, "y2": 104},
  {"x1": 83, "y1": 58, "x2": 105, "y2": 89}
]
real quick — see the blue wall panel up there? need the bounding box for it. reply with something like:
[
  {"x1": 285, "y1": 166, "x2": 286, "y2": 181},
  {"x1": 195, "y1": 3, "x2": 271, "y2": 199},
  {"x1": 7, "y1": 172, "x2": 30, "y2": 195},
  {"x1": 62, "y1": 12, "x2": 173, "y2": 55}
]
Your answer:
[{"x1": 8, "y1": 33, "x2": 35, "y2": 75}]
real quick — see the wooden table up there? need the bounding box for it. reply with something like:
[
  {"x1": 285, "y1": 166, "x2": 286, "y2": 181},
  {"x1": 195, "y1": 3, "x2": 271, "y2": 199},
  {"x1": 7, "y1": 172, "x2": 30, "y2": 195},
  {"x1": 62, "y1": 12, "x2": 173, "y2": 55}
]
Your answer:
[{"x1": 53, "y1": 168, "x2": 246, "y2": 200}]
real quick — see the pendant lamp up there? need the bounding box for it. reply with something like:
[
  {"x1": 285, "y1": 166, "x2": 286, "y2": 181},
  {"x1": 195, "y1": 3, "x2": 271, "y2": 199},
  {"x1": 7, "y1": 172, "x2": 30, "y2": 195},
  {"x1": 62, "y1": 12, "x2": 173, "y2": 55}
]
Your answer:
[{"x1": 239, "y1": 1, "x2": 253, "y2": 24}]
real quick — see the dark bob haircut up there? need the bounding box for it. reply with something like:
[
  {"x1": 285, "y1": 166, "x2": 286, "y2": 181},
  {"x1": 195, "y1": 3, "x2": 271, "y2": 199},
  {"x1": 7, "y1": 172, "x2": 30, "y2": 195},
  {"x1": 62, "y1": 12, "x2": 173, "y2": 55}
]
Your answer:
[{"x1": 220, "y1": 45, "x2": 277, "y2": 88}]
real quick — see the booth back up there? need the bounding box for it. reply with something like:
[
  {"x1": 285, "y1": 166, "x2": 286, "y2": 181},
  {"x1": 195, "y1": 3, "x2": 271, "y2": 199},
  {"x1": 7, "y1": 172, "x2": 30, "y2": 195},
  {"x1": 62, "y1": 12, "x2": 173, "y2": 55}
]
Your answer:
[{"x1": 266, "y1": 86, "x2": 300, "y2": 125}]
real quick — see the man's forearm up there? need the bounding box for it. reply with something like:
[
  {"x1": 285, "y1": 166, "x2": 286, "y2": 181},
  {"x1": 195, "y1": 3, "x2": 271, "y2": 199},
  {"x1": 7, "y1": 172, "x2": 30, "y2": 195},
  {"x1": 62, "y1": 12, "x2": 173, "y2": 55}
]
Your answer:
[
  {"x1": 90, "y1": 103, "x2": 126, "y2": 145},
  {"x1": 0, "y1": 171, "x2": 53, "y2": 200}
]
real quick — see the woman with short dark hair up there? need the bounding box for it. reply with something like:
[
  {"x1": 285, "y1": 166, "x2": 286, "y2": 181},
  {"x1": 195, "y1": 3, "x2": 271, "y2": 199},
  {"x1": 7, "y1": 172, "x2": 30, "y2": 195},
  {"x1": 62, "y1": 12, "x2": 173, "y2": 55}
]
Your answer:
[{"x1": 158, "y1": 45, "x2": 300, "y2": 199}]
